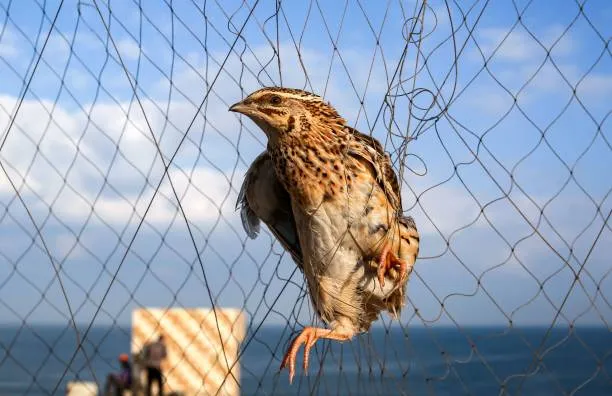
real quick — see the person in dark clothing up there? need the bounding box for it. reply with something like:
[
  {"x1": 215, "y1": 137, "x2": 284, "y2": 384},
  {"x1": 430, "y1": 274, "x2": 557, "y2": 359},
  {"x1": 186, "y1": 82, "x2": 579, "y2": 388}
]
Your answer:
[
  {"x1": 143, "y1": 335, "x2": 167, "y2": 396},
  {"x1": 103, "y1": 353, "x2": 132, "y2": 396}
]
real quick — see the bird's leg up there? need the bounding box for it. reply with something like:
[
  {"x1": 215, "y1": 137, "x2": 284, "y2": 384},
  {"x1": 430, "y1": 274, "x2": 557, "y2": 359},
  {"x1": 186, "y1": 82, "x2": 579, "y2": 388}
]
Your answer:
[
  {"x1": 377, "y1": 242, "x2": 408, "y2": 288},
  {"x1": 280, "y1": 326, "x2": 351, "y2": 384}
]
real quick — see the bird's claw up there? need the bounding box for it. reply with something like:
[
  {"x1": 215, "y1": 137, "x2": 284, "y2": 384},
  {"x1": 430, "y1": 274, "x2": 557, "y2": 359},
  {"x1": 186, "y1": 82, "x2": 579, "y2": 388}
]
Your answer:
[
  {"x1": 377, "y1": 244, "x2": 408, "y2": 288},
  {"x1": 280, "y1": 327, "x2": 319, "y2": 384}
]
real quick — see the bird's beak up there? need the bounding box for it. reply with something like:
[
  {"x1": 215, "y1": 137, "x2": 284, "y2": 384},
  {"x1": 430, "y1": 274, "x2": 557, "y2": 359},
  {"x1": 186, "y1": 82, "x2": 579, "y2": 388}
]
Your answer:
[{"x1": 229, "y1": 101, "x2": 250, "y2": 115}]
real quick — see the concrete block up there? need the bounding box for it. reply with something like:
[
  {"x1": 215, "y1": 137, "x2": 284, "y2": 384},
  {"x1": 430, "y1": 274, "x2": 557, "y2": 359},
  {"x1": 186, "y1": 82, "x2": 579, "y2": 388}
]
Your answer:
[{"x1": 65, "y1": 381, "x2": 98, "y2": 396}]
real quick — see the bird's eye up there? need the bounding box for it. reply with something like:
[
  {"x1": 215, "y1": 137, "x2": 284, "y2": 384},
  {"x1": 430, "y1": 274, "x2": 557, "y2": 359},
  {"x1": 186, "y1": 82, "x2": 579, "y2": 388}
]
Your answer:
[{"x1": 270, "y1": 95, "x2": 282, "y2": 105}]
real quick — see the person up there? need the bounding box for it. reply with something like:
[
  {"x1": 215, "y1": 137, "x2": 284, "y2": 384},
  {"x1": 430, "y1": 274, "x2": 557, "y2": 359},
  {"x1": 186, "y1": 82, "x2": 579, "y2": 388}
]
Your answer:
[
  {"x1": 103, "y1": 353, "x2": 132, "y2": 396},
  {"x1": 143, "y1": 335, "x2": 167, "y2": 396}
]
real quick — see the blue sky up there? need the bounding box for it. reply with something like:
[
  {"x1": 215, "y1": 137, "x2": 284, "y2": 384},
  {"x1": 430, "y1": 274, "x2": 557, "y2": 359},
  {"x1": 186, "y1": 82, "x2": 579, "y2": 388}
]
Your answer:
[{"x1": 0, "y1": 0, "x2": 610, "y2": 330}]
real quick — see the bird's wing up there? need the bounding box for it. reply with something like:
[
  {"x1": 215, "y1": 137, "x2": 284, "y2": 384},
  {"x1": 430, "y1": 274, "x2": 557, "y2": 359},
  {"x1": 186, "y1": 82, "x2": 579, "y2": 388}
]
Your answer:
[
  {"x1": 236, "y1": 151, "x2": 304, "y2": 268},
  {"x1": 237, "y1": 163, "x2": 261, "y2": 239},
  {"x1": 345, "y1": 126, "x2": 403, "y2": 210}
]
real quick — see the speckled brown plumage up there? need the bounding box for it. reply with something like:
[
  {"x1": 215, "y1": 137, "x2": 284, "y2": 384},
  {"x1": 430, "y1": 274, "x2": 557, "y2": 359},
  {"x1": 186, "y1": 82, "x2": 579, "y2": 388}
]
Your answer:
[{"x1": 231, "y1": 87, "x2": 420, "y2": 383}]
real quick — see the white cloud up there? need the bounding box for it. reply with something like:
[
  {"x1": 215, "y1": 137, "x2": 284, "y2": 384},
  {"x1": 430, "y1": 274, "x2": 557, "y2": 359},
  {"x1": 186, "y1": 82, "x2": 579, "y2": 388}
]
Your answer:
[
  {"x1": 457, "y1": 23, "x2": 612, "y2": 119},
  {"x1": 116, "y1": 38, "x2": 141, "y2": 60},
  {"x1": 0, "y1": 29, "x2": 19, "y2": 58},
  {"x1": 1, "y1": 29, "x2": 76, "y2": 60},
  {"x1": 47, "y1": 33, "x2": 71, "y2": 57},
  {"x1": 576, "y1": 73, "x2": 612, "y2": 99},
  {"x1": 0, "y1": 92, "x2": 244, "y2": 231},
  {"x1": 45, "y1": 166, "x2": 240, "y2": 227},
  {"x1": 405, "y1": 183, "x2": 482, "y2": 237},
  {"x1": 54, "y1": 233, "x2": 86, "y2": 260},
  {"x1": 516, "y1": 62, "x2": 612, "y2": 116},
  {"x1": 475, "y1": 25, "x2": 575, "y2": 63},
  {"x1": 460, "y1": 87, "x2": 515, "y2": 115}
]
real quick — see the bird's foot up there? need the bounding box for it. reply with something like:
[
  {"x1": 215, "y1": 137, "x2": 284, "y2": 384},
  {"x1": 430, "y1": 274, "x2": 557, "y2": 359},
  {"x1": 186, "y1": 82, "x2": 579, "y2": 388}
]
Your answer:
[
  {"x1": 279, "y1": 327, "x2": 319, "y2": 384},
  {"x1": 377, "y1": 243, "x2": 408, "y2": 288},
  {"x1": 280, "y1": 326, "x2": 351, "y2": 384}
]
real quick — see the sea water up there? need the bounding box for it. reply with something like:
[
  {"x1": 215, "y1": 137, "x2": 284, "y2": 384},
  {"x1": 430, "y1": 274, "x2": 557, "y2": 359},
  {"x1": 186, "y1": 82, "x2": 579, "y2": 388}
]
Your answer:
[{"x1": 0, "y1": 325, "x2": 610, "y2": 395}]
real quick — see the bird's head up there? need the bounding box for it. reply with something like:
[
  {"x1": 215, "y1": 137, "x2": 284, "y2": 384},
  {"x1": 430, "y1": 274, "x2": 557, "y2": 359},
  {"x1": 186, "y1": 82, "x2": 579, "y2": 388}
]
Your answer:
[{"x1": 229, "y1": 87, "x2": 346, "y2": 144}]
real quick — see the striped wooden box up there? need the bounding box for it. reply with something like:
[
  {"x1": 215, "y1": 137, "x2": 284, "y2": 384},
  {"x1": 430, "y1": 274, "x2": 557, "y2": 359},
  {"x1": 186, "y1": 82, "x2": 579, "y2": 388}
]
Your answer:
[{"x1": 131, "y1": 308, "x2": 245, "y2": 396}]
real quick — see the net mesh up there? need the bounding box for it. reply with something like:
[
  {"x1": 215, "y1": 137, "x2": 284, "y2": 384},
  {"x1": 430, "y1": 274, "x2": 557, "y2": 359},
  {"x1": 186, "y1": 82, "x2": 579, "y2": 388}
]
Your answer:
[{"x1": 0, "y1": 0, "x2": 610, "y2": 394}]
